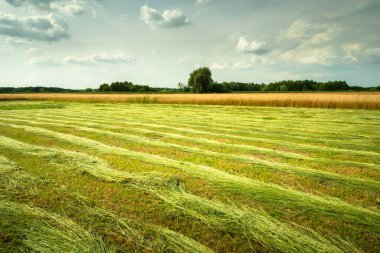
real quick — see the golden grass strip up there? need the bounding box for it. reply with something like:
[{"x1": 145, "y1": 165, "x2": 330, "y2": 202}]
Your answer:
[{"x1": 1, "y1": 92, "x2": 379, "y2": 109}]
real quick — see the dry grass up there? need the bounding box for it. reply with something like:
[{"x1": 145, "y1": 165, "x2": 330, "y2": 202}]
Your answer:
[{"x1": 0, "y1": 92, "x2": 379, "y2": 109}]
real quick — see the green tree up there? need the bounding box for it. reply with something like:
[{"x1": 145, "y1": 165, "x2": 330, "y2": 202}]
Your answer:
[
  {"x1": 99, "y1": 83, "x2": 110, "y2": 92},
  {"x1": 188, "y1": 67, "x2": 213, "y2": 93}
]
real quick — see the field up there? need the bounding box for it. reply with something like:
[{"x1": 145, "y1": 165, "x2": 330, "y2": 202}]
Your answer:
[
  {"x1": 0, "y1": 100, "x2": 379, "y2": 252},
  {"x1": 1, "y1": 92, "x2": 380, "y2": 109}
]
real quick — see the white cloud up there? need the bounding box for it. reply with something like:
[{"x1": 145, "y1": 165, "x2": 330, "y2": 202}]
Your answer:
[
  {"x1": 5, "y1": 0, "x2": 51, "y2": 10},
  {"x1": 5, "y1": 0, "x2": 95, "y2": 16},
  {"x1": 237, "y1": 36, "x2": 268, "y2": 54},
  {"x1": 51, "y1": 0, "x2": 86, "y2": 16},
  {"x1": 196, "y1": 0, "x2": 211, "y2": 5},
  {"x1": 63, "y1": 52, "x2": 135, "y2": 65},
  {"x1": 232, "y1": 61, "x2": 253, "y2": 70},
  {"x1": 283, "y1": 19, "x2": 339, "y2": 44},
  {"x1": 0, "y1": 13, "x2": 69, "y2": 42},
  {"x1": 211, "y1": 62, "x2": 228, "y2": 70},
  {"x1": 280, "y1": 46, "x2": 337, "y2": 65},
  {"x1": 211, "y1": 61, "x2": 253, "y2": 70},
  {"x1": 30, "y1": 52, "x2": 135, "y2": 66},
  {"x1": 277, "y1": 20, "x2": 342, "y2": 65},
  {"x1": 140, "y1": 5, "x2": 191, "y2": 28},
  {"x1": 343, "y1": 44, "x2": 360, "y2": 62}
]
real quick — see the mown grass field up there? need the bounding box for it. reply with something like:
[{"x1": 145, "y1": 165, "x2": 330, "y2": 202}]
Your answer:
[{"x1": 0, "y1": 101, "x2": 379, "y2": 252}]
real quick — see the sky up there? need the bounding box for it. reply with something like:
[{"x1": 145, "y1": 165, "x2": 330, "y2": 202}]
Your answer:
[{"x1": 0, "y1": 0, "x2": 379, "y2": 89}]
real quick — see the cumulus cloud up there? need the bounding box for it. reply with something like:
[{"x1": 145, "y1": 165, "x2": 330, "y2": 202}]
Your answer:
[
  {"x1": 63, "y1": 52, "x2": 135, "y2": 65},
  {"x1": 283, "y1": 19, "x2": 339, "y2": 44},
  {"x1": 237, "y1": 36, "x2": 268, "y2": 54},
  {"x1": 5, "y1": 0, "x2": 51, "y2": 10},
  {"x1": 0, "y1": 13, "x2": 69, "y2": 42},
  {"x1": 5, "y1": 0, "x2": 94, "y2": 16},
  {"x1": 140, "y1": 5, "x2": 191, "y2": 28},
  {"x1": 276, "y1": 20, "x2": 343, "y2": 65}
]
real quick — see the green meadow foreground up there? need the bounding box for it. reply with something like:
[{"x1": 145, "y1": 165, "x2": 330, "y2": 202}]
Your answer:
[{"x1": 0, "y1": 101, "x2": 379, "y2": 252}]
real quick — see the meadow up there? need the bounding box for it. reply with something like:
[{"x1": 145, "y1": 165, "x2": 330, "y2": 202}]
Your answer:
[
  {"x1": 0, "y1": 100, "x2": 379, "y2": 252},
  {"x1": 0, "y1": 92, "x2": 380, "y2": 109}
]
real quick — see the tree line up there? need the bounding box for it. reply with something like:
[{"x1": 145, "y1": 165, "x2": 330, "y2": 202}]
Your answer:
[
  {"x1": 0, "y1": 86, "x2": 81, "y2": 93},
  {"x1": 184, "y1": 67, "x2": 379, "y2": 93},
  {"x1": 1, "y1": 67, "x2": 379, "y2": 93}
]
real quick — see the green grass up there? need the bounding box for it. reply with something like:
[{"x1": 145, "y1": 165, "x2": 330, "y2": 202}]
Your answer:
[{"x1": 0, "y1": 101, "x2": 379, "y2": 252}]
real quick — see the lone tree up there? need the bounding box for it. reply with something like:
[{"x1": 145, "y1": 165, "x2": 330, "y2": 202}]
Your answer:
[{"x1": 188, "y1": 67, "x2": 213, "y2": 93}]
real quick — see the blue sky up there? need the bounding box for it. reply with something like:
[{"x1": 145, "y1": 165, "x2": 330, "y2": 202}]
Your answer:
[{"x1": 0, "y1": 0, "x2": 379, "y2": 88}]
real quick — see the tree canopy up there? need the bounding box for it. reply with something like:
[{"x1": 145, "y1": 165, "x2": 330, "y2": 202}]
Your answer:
[{"x1": 188, "y1": 67, "x2": 213, "y2": 93}]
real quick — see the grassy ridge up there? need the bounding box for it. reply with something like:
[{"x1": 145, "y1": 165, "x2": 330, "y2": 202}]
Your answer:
[{"x1": 0, "y1": 101, "x2": 379, "y2": 252}]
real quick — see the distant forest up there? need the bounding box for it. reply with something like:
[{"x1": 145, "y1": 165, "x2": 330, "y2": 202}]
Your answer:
[{"x1": 1, "y1": 80, "x2": 379, "y2": 94}]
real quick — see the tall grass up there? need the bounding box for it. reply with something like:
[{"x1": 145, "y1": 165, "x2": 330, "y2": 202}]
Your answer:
[{"x1": 1, "y1": 92, "x2": 379, "y2": 109}]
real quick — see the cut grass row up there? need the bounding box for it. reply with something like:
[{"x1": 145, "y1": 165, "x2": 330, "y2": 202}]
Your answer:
[
  {"x1": 0, "y1": 155, "x2": 216, "y2": 253},
  {"x1": 28, "y1": 104, "x2": 380, "y2": 142},
  {"x1": 1, "y1": 118, "x2": 379, "y2": 196},
  {"x1": 0, "y1": 145, "x2": 362, "y2": 253},
  {"x1": 1, "y1": 123, "x2": 379, "y2": 230},
  {"x1": 0, "y1": 156, "x2": 113, "y2": 253},
  {"x1": 16, "y1": 108, "x2": 379, "y2": 160},
  {"x1": 3, "y1": 112, "x2": 378, "y2": 174}
]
